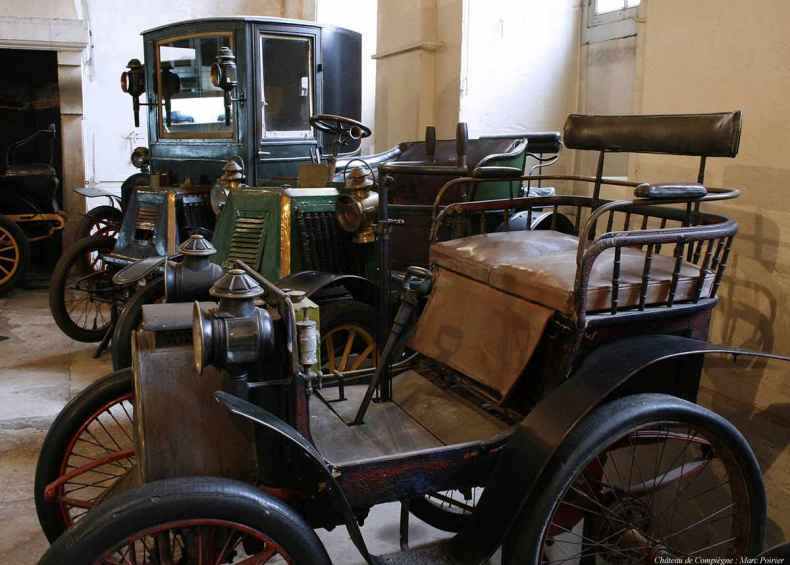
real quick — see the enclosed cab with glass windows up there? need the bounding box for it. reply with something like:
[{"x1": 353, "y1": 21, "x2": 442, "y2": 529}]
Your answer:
[{"x1": 127, "y1": 17, "x2": 362, "y2": 186}]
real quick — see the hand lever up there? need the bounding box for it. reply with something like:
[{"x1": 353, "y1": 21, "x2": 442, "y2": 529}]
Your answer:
[
  {"x1": 456, "y1": 122, "x2": 468, "y2": 169},
  {"x1": 425, "y1": 126, "x2": 437, "y2": 162}
]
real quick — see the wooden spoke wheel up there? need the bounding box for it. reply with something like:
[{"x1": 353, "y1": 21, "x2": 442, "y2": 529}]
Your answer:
[
  {"x1": 35, "y1": 369, "x2": 136, "y2": 541},
  {"x1": 505, "y1": 394, "x2": 766, "y2": 564},
  {"x1": 322, "y1": 323, "x2": 377, "y2": 373},
  {"x1": 319, "y1": 300, "x2": 378, "y2": 376},
  {"x1": 0, "y1": 214, "x2": 29, "y2": 294},
  {"x1": 49, "y1": 236, "x2": 117, "y2": 342}
]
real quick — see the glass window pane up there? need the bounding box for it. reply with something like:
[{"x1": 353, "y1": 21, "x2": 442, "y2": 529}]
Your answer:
[
  {"x1": 158, "y1": 34, "x2": 232, "y2": 138},
  {"x1": 261, "y1": 35, "x2": 313, "y2": 139},
  {"x1": 626, "y1": 0, "x2": 641, "y2": 7},
  {"x1": 596, "y1": 0, "x2": 626, "y2": 14}
]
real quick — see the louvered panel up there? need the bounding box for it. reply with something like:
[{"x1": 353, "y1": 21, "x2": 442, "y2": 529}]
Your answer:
[
  {"x1": 136, "y1": 203, "x2": 160, "y2": 230},
  {"x1": 227, "y1": 217, "x2": 266, "y2": 266}
]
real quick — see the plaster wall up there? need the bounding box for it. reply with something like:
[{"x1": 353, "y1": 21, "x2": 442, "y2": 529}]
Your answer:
[
  {"x1": 373, "y1": 0, "x2": 461, "y2": 150},
  {"x1": 621, "y1": 0, "x2": 790, "y2": 543},
  {"x1": 459, "y1": 0, "x2": 581, "y2": 174},
  {"x1": 315, "y1": 0, "x2": 377, "y2": 153}
]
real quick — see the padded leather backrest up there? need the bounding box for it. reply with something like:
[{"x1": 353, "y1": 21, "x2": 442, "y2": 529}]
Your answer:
[
  {"x1": 564, "y1": 112, "x2": 741, "y2": 157},
  {"x1": 398, "y1": 138, "x2": 519, "y2": 167}
]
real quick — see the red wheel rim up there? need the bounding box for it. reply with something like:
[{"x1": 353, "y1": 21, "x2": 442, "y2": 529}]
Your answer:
[
  {"x1": 94, "y1": 518, "x2": 294, "y2": 564},
  {"x1": 51, "y1": 392, "x2": 136, "y2": 527}
]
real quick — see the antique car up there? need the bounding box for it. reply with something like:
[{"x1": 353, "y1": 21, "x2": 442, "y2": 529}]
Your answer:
[
  {"x1": 104, "y1": 124, "x2": 560, "y2": 370},
  {"x1": 46, "y1": 15, "x2": 369, "y2": 345},
  {"x1": 36, "y1": 112, "x2": 789, "y2": 564},
  {"x1": 0, "y1": 123, "x2": 65, "y2": 294}
]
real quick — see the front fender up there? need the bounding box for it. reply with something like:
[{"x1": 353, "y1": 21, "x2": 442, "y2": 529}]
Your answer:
[
  {"x1": 214, "y1": 391, "x2": 375, "y2": 564},
  {"x1": 449, "y1": 335, "x2": 790, "y2": 563},
  {"x1": 277, "y1": 270, "x2": 377, "y2": 305}
]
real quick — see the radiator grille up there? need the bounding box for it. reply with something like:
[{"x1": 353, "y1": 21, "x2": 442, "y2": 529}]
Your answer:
[
  {"x1": 227, "y1": 217, "x2": 266, "y2": 265},
  {"x1": 296, "y1": 210, "x2": 354, "y2": 274},
  {"x1": 135, "y1": 203, "x2": 160, "y2": 231}
]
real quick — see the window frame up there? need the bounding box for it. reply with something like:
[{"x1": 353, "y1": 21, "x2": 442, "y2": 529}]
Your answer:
[
  {"x1": 585, "y1": 0, "x2": 640, "y2": 43},
  {"x1": 154, "y1": 30, "x2": 236, "y2": 141},
  {"x1": 258, "y1": 31, "x2": 316, "y2": 142}
]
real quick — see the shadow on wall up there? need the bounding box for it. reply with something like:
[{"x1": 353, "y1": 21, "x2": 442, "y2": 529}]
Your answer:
[{"x1": 698, "y1": 163, "x2": 790, "y2": 546}]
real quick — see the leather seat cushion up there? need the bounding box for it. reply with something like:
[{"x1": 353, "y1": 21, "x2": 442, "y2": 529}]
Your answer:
[{"x1": 431, "y1": 231, "x2": 713, "y2": 315}]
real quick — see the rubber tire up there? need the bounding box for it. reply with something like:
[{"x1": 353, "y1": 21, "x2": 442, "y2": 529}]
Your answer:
[
  {"x1": 39, "y1": 477, "x2": 332, "y2": 565},
  {"x1": 0, "y1": 213, "x2": 29, "y2": 295},
  {"x1": 49, "y1": 235, "x2": 115, "y2": 342},
  {"x1": 503, "y1": 393, "x2": 767, "y2": 564},
  {"x1": 34, "y1": 368, "x2": 133, "y2": 542},
  {"x1": 76, "y1": 205, "x2": 122, "y2": 241},
  {"x1": 111, "y1": 277, "x2": 165, "y2": 371}
]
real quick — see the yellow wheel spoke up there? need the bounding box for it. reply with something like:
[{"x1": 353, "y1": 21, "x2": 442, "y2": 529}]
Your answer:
[
  {"x1": 339, "y1": 330, "x2": 356, "y2": 371},
  {"x1": 325, "y1": 333, "x2": 336, "y2": 370},
  {"x1": 350, "y1": 342, "x2": 375, "y2": 371}
]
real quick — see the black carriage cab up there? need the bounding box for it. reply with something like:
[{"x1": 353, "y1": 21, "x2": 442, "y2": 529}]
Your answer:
[{"x1": 122, "y1": 16, "x2": 363, "y2": 187}]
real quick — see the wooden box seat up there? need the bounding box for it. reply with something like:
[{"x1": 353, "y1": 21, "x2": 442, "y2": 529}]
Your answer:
[{"x1": 430, "y1": 230, "x2": 714, "y2": 315}]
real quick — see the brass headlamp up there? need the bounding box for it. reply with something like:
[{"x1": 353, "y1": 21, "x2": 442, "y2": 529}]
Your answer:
[
  {"x1": 120, "y1": 58, "x2": 146, "y2": 127},
  {"x1": 336, "y1": 166, "x2": 379, "y2": 244},
  {"x1": 211, "y1": 158, "x2": 245, "y2": 215}
]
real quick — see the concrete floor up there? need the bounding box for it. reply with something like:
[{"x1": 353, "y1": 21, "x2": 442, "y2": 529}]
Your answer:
[{"x1": 0, "y1": 289, "x2": 498, "y2": 564}]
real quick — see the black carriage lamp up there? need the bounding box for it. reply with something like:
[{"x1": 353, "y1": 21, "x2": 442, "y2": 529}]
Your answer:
[
  {"x1": 120, "y1": 58, "x2": 146, "y2": 127},
  {"x1": 210, "y1": 46, "x2": 245, "y2": 126},
  {"x1": 163, "y1": 234, "x2": 223, "y2": 301},
  {"x1": 193, "y1": 269, "x2": 273, "y2": 398}
]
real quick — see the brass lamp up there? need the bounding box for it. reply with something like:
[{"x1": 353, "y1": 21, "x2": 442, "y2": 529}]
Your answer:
[{"x1": 336, "y1": 166, "x2": 379, "y2": 244}]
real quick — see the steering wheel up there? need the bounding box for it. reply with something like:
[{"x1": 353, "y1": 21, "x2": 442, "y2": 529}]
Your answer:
[{"x1": 310, "y1": 114, "x2": 372, "y2": 143}]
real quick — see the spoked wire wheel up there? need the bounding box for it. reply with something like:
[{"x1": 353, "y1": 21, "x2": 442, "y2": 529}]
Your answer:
[
  {"x1": 509, "y1": 394, "x2": 765, "y2": 565},
  {"x1": 78, "y1": 205, "x2": 123, "y2": 240},
  {"x1": 53, "y1": 391, "x2": 136, "y2": 526},
  {"x1": 35, "y1": 369, "x2": 136, "y2": 541},
  {"x1": 410, "y1": 487, "x2": 484, "y2": 532},
  {"x1": 96, "y1": 519, "x2": 293, "y2": 564},
  {"x1": 39, "y1": 478, "x2": 332, "y2": 565},
  {"x1": 50, "y1": 236, "x2": 116, "y2": 341}
]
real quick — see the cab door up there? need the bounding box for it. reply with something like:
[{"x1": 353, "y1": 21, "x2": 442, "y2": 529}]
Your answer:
[{"x1": 253, "y1": 23, "x2": 321, "y2": 183}]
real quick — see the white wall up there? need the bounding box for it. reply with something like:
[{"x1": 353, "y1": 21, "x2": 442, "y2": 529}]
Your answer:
[
  {"x1": 316, "y1": 0, "x2": 377, "y2": 153},
  {"x1": 459, "y1": 0, "x2": 581, "y2": 170}
]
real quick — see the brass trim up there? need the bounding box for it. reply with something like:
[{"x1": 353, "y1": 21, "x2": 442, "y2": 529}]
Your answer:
[
  {"x1": 155, "y1": 31, "x2": 235, "y2": 140},
  {"x1": 131, "y1": 331, "x2": 146, "y2": 481},
  {"x1": 7, "y1": 212, "x2": 66, "y2": 241},
  {"x1": 166, "y1": 191, "x2": 177, "y2": 255},
  {"x1": 279, "y1": 193, "x2": 292, "y2": 278}
]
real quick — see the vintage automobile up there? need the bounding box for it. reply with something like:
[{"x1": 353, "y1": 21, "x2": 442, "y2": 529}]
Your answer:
[
  {"x1": 36, "y1": 112, "x2": 790, "y2": 564},
  {"x1": 46, "y1": 15, "x2": 369, "y2": 345},
  {"x1": 104, "y1": 124, "x2": 560, "y2": 370},
  {"x1": 0, "y1": 123, "x2": 66, "y2": 294}
]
